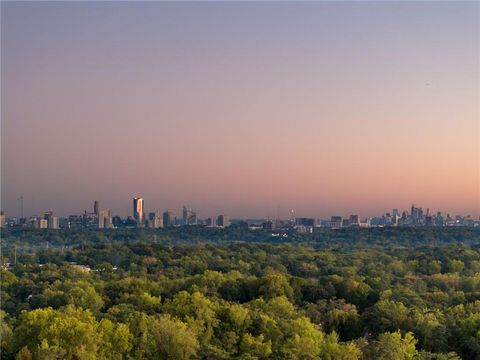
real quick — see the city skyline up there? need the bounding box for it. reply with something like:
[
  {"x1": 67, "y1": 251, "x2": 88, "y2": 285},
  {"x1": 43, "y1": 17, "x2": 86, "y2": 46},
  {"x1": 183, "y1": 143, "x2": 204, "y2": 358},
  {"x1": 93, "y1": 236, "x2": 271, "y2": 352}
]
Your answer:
[
  {"x1": 1, "y1": 197, "x2": 478, "y2": 222},
  {"x1": 2, "y1": 196, "x2": 478, "y2": 230},
  {"x1": 2, "y1": 2, "x2": 479, "y2": 218}
]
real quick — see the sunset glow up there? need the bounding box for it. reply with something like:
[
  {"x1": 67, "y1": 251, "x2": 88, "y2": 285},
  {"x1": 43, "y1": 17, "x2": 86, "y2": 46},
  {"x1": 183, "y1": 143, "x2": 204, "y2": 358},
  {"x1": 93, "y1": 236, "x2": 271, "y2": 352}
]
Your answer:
[{"x1": 2, "y1": 1, "x2": 478, "y2": 218}]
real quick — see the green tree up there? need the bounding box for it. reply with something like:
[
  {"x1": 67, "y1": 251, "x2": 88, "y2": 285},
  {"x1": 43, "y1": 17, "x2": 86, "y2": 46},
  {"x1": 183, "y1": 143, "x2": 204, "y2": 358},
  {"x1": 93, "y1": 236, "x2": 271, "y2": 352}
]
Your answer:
[
  {"x1": 13, "y1": 306, "x2": 100, "y2": 360},
  {"x1": 282, "y1": 317, "x2": 325, "y2": 359},
  {"x1": 259, "y1": 271, "x2": 294, "y2": 300},
  {"x1": 366, "y1": 331, "x2": 417, "y2": 360},
  {"x1": 141, "y1": 315, "x2": 199, "y2": 360},
  {"x1": 239, "y1": 333, "x2": 272, "y2": 359},
  {"x1": 97, "y1": 319, "x2": 133, "y2": 360},
  {"x1": 319, "y1": 332, "x2": 361, "y2": 360}
]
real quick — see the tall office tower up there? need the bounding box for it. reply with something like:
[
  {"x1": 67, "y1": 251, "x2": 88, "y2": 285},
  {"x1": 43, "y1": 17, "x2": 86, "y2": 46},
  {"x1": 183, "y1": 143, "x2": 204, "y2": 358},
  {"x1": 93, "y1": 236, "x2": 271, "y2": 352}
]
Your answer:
[
  {"x1": 94, "y1": 200, "x2": 99, "y2": 215},
  {"x1": 83, "y1": 211, "x2": 99, "y2": 228},
  {"x1": 189, "y1": 211, "x2": 197, "y2": 225},
  {"x1": 59, "y1": 217, "x2": 70, "y2": 229},
  {"x1": 183, "y1": 206, "x2": 197, "y2": 225},
  {"x1": 392, "y1": 214, "x2": 400, "y2": 226},
  {"x1": 418, "y1": 208, "x2": 424, "y2": 223},
  {"x1": 216, "y1": 214, "x2": 230, "y2": 228},
  {"x1": 330, "y1": 216, "x2": 343, "y2": 229},
  {"x1": 44, "y1": 211, "x2": 54, "y2": 221},
  {"x1": 163, "y1": 210, "x2": 176, "y2": 227},
  {"x1": 98, "y1": 209, "x2": 106, "y2": 228},
  {"x1": 148, "y1": 212, "x2": 157, "y2": 221},
  {"x1": 435, "y1": 212, "x2": 444, "y2": 226},
  {"x1": 147, "y1": 212, "x2": 163, "y2": 229},
  {"x1": 133, "y1": 197, "x2": 144, "y2": 226},
  {"x1": 425, "y1": 214, "x2": 434, "y2": 226},
  {"x1": 38, "y1": 219, "x2": 48, "y2": 229},
  {"x1": 411, "y1": 205, "x2": 424, "y2": 224},
  {"x1": 68, "y1": 215, "x2": 84, "y2": 229},
  {"x1": 42, "y1": 211, "x2": 58, "y2": 229},
  {"x1": 349, "y1": 214, "x2": 360, "y2": 226},
  {"x1": 47, "y1": 215, "x2": 59, "y2": 229},
  {"x1": 147, "y1": 212, "x2": 163, "y2": 228},
  {"x1": 104, "y1": 216, "x2": 113, "y2": 229},
  {"x1": 0, "y1": 211, "x2": 5, "y2": 228},
  {"x1": 262, "y1": 220, "x2": 275, "y2": 230}
]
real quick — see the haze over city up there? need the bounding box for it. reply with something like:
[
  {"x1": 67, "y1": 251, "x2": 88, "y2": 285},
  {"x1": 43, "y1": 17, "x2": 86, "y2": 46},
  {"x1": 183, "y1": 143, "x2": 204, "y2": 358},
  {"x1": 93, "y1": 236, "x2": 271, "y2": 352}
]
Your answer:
[{"x1": 2, "y1": 1, "x2": 479, "y2": 218}]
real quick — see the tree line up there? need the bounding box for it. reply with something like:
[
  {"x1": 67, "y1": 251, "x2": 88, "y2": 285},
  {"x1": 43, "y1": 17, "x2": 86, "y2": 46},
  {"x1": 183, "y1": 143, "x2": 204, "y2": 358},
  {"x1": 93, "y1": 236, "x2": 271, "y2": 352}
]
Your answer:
[{"x1": 1, "y1": 228, "x2": 479, "y2": 359}]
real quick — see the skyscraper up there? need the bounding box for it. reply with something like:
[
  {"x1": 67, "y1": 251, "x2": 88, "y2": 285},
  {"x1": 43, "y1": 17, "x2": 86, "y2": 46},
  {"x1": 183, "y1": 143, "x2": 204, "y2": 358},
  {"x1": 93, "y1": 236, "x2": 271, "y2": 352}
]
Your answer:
[
  {"x1": 182, "y1": 206, "x2": 197, "y2": 225},
  {"x1": 330, "y1": 216, "x2": 343, "y2": 229},
  {"x1": 43, "y1": 211, "x2": 58, "y2": 229},
  {"x1": 349, "y1": 215, "x2": 360, "y2": 226},
  {"x1": 147, "y1": 212, "x2": 163, "y2": 228},
  {"x1": 94, "y1": 200, "x2": 99, "y2": 215},
  {"x1": 216, "y1": 214, "x2": 230, "y2": 228},
  {"x1": 133, "y1": 197, "x2": 144, "y2": 226},
  {"x1": 163, "y1": 210, "x2": 176, "y2": 227},
  {"x1": 98, "y1": 209, "x2": 106, "y2": 228},
  {"x1": 411, "y1": 205, "x2": 424, "y2": 225},
  {"x1": 0, "y1": 211, "x2": 5, "y2": 228}
]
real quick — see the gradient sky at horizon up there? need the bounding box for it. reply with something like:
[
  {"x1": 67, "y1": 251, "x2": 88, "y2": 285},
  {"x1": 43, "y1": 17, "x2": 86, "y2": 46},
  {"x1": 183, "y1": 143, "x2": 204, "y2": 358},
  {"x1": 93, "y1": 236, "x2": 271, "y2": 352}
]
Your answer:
[{"x1": 1, "y1": 1, "x2": 479, "y2": 218}]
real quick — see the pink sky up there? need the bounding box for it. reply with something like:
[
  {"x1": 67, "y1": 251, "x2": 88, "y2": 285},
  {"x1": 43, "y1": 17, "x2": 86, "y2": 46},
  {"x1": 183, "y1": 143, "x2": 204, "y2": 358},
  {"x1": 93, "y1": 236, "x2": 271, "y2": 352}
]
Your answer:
[{"x1": 1, "y1": 2, "x2": 479, "y2": 218}]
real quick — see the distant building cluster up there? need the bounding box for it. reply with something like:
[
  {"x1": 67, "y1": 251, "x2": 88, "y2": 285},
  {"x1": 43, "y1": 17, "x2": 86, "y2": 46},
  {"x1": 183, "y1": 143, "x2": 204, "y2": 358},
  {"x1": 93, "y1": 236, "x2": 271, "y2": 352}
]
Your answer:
[
  {"x1": 0, "y1": 201, "x2": 478, "y2": 231},
  {"x1": 0, "y1": 198, "x2": 230, "y2": 230}
]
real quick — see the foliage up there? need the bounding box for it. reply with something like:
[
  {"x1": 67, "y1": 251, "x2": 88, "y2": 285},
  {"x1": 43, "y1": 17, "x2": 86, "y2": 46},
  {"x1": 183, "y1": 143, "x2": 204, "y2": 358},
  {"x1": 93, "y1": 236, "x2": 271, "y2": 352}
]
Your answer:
[{"x1": 1, "y1": 227, "x2": 479, "y2": 359}]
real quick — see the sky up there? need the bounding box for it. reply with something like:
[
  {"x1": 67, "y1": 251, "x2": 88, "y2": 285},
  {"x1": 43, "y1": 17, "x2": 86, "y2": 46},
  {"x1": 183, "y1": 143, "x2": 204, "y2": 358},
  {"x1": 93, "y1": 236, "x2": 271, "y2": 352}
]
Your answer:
[{"x1": 1, "y1": 1, "x2": 479, "y2": 219}]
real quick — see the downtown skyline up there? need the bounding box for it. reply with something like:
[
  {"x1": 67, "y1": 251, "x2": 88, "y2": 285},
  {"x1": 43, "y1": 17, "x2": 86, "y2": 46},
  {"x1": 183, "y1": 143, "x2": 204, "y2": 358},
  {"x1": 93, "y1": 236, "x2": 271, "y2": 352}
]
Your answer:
[
  {"x1": 2, "y1": 2, "x2": 479, "y2": 218},
  {"x1": 1, "y1": 196, "x2": 478, "y2": 224},
  {"x1": 2, "y1": 196, "x2": 479, "y2": 230}
]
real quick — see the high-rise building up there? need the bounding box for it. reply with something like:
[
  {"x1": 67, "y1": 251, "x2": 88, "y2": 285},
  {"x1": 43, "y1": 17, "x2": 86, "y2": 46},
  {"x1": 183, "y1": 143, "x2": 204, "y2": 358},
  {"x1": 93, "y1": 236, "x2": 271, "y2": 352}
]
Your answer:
[
  {"x1": 147, "y1": 212, "x2": 163, "y2": 228},
  {"x1": 59, "y1": 217, "x2": 70, "y2": 229},
  {"x1": 83, "y1": 212, "x2": 99, "y2": 228},
  {"x1": 44, "y1": 211, "x2": 53, "y2": 221},
  {"x1": 392, "y1": 214, "x2": 400, "y2": 226},
  {"x1": 43, "y1": 211, "x2": 59, "y2": 229},
  {"x1": 216, "y1": 214, "x2": 230, "y2": 227},
  {"x1": 182, "y1": 206, "x2": 197, "y2": 225},
  {"x1": 98, "y1": 209, "x2": 106, "y2": 228},
  {"x1": 133, "y1": 197, "x2": 144, "y2": 226},
  {"x1": 0, "y1": 211, "x2": 5, "y2": 228},
  {"x1": 94, "y1": 200, "x2": 99, "y2": 215},
  {"x1": 68, "y1": 215, "x2": 84, "y2": 229},
  {"x1": 163, "y1": 210, "x2": 176, "y2": 227},
  {"x1": 349, "y1": 215, "x2": 360, "y2": 226},
  {"x1": 38, "y1": 219, "x2": 48, "y2": 229},
  {"x1": 48, "y1": 216, "x2": 59, "y2": 229},
  {"x1": 425, "y1": 214, "x2": 434, "y2": 226},
  {"x1": 148, "y1": 212, "x2": 157, "y2": 221},
  {"x1": 104, "y1": 217, "x2": 113, "y2": 229},
  {"x1": 262, "y1": 220, "x2": 275, "y2": 230},
  {"x1": 411, "y1": 205, "x2": 424, "y2": 225},
  {"x1": 330, "y1": 216, "x2": 343, "y2": 229},
  {"x1": 435, "y1": 212, "x2": 444, "y2": 227}
]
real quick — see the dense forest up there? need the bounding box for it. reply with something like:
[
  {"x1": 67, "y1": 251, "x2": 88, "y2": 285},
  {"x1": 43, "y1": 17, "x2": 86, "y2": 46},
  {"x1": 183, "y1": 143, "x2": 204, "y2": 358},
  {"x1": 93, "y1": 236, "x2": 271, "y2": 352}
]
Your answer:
[{"x1": 1, "y1": 227, "x2": 480, "y2": 359}]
